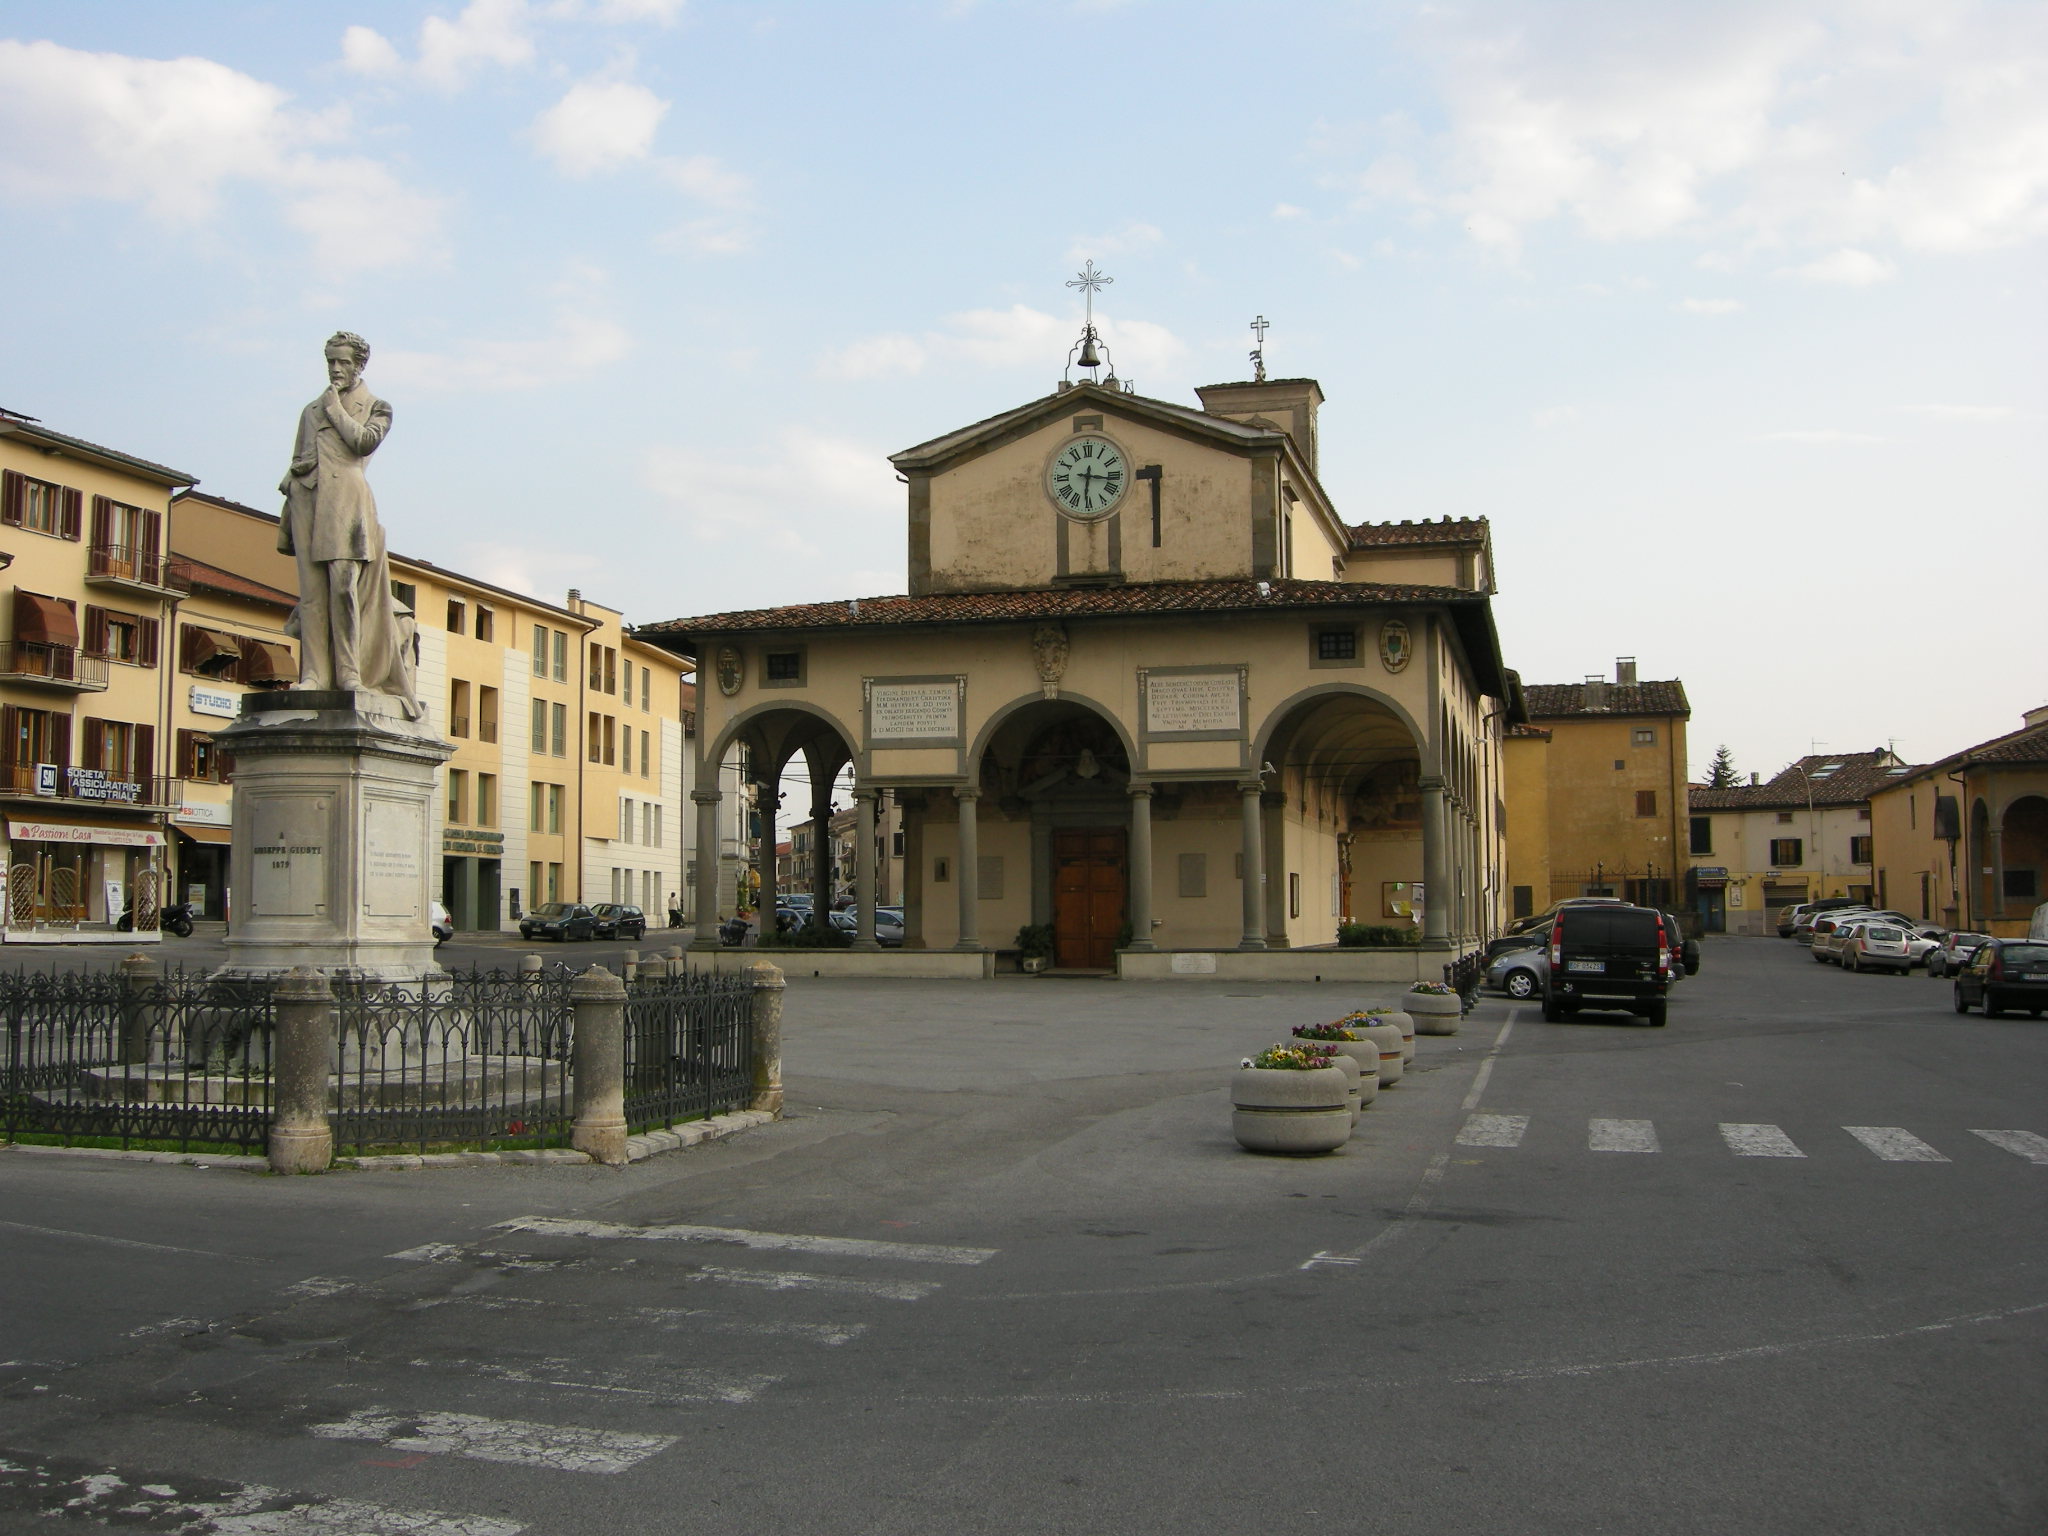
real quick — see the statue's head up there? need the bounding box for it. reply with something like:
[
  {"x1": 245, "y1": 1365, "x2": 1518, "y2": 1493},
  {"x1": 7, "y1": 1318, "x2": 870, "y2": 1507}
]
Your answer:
[{"x1": 324, "y1": 331, "x2": 371, "y2": 390}]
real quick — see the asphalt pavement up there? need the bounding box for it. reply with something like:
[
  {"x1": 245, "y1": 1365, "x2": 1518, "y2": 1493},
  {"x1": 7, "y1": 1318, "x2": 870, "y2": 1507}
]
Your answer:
[{"x1": 1, "y1": 937, "x2": 2043, "y2": 1534}]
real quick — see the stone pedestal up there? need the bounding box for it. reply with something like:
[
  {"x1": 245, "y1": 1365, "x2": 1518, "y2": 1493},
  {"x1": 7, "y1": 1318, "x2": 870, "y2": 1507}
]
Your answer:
[{"x1": 218, "y1": 689, "x2": 454, "y2": 981}]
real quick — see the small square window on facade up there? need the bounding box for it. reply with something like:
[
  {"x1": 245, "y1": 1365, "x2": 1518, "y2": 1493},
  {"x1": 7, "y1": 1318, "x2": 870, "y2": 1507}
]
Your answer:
[
  {"x1": 1312, "y1": 627, "x2": 1359, "y2": 665},
  {"x1": 763, "y1": 648, "x2": 805, "y2": 686},
  {"x1": 933, "y1": 857, "x2": 950, "y2": 883},
  {"x1": 1777, "y1": 811, "x2": 1794, "y2": 824},
  {"x1": 1613, "y1": 760, "x2": 1626, "y2": 771},
  {"x1": 1633, "y1": 728, "x2": 1655, "y2": 745}
]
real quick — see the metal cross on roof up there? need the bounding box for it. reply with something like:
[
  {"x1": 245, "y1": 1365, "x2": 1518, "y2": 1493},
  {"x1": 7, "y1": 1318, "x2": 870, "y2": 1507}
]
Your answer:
[
  {"x1": 1249, "y1": 314, "x2": 1270, "y2": 382},
  {"x1": 1067, "y1": 260, "x2": 1112, "y2": 327}
]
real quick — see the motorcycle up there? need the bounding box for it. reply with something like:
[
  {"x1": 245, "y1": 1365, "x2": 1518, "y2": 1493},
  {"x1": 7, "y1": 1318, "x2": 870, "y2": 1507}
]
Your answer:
[{"x1": 116, "y1": 900, "x2": 195, "y2": 937}]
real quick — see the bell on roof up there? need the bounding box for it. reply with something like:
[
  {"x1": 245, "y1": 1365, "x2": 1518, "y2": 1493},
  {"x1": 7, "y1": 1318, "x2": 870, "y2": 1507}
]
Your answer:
[{"x1": 1077, "y1": 330, "x2": 1102, "y2": 370}]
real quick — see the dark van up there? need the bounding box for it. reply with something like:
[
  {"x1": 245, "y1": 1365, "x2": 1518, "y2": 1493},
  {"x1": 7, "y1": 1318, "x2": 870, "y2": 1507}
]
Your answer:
[{"x1": 1542, "y1": 904, "x2": 1677, "y2": 1026}]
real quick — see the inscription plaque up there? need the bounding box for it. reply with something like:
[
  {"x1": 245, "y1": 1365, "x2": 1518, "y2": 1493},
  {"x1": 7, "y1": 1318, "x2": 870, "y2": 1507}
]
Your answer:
[
  {"x1": 364, "y1": 799, "x2": 424, "y2": 917},
  {"x1": 250, "y1": 801, "x2": 328, "y2": 917},
  {"x1": 869, "y1": 682, "x2": 959, "y2": 740},
  {"x1": 1145, "y1": 672, "x2": 1240, "y2": 735}
]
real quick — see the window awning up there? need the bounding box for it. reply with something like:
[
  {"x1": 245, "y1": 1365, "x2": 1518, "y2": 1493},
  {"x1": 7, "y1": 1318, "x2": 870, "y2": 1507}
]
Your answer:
[
  {"x1": 8, "y1": 816, "x2": 166, "y2": 849},
  {"x1": 173, "y1": 824, "x2": 231, "y2": 845},
  {"x1": 240, "y1": 637, "x2": 295, "y2": 683},
  {"x1": 14, "y1": 592, "x2": 78, "y2": 646},
  {"x1": 186, "y1": 627, "x2": 241, "y2": 670}
]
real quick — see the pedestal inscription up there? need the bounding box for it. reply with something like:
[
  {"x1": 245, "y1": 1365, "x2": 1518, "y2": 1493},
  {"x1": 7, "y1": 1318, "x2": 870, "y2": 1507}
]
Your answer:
[
  {"x1": 249, "y1": 800, "x2": 330, "y2": 917},
  {"x1": 364, "y1": 799, "x2": 423, "y2": 917}
]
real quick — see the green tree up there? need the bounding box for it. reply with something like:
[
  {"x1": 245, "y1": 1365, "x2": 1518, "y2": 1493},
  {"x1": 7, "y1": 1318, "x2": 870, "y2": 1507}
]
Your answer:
[{"x1": 1706, "y1": 744, "x2": 1740, "y2": 788}]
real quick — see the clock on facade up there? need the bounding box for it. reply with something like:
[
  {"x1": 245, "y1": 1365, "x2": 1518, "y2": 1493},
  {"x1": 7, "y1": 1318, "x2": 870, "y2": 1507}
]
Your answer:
[{"x1": 1045, "y1": 435, "x2": 1129, "y2": 518}]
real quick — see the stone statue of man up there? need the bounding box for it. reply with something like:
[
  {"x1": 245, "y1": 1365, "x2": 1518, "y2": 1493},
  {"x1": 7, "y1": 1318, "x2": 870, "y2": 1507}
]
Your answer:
[{"x1": 278, "y1": 331, "x2": 419, "y2": 716}]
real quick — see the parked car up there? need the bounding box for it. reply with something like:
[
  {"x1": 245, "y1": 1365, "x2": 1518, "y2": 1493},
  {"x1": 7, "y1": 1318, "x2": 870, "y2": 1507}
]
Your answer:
[
  {"x1": 520, "y1": 902, "x2": 598, "y2": 942},
  {"x1": 1840, "y1": 922, "x2": 1914, "y2": 975},
  {"x1": 1486, "y1": 941, "x2": 1548, "y2": 1000},
  {"x1": 1796, "y1": 905, "x2": 1870, "y2": 943},
  {"x1": 1507, "y1": 896, "x2": 1626, "y2": 937},
  {"x1": 1927, "y1": 931, "x2": 1993, "y2": 978},
  {"x1": 1953, "y1": 938, "x2": 2048, "y2": 1017},
  {"x1": 874, "y1": 908, "x2": 906, "y2": 947},
  {"x1": 1780, "y1": 897, "x2": 1862, "y2": 938},
  {"x1": 1807, "y1": 912, "x2": 1865, "y2": 961},
  {"x1": 1484, "y1": 931, "x2": 1544, "y2": 966},
  {"x1": 1661, "y1": 913, "x2": 1702, "y2": 976},
  {"x1": 1541, "y1": 903, "x2": 1677, "y2": 1026},
  {"x1": 590, "y1": 903, "x2": 646, "y2": 940},
  {"x1": 430, "y1": 900, "x2": 453, "y2": 946}
]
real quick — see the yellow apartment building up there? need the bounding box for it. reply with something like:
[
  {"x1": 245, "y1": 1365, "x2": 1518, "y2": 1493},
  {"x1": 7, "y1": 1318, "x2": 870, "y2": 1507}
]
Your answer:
[
  {"x1": 1685, "y1": 750, "x2": 1908, "y2": 935},
  {"x1": 0, "y1": 409, "x2": 194, "y2": 941},
  {"x1": 1868, "y1": 708, "x2": 2048, "y2": 937},
  {"x1": 1504, "y1": 660, "x2": 1690, "y2": 919}
]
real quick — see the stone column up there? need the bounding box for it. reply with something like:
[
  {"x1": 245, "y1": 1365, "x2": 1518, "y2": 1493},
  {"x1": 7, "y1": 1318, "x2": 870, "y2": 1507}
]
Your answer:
[
  {"x1": 1238, "y1": 782, "x2": 1267, "y2": 950},
  {"x1": 852, "y1": 788, "x2": 879, "y2": 950},
  {"x1": 1421, "y1": 776, "x2": 1450, "y2": 948},
  {"x1": 954, "y1": 785, "x2": 982, "y2": 950},
  {"x1": 748, "y1": 958, "x2": 784, "y2": 1115},
  {"x1": 570, "y1": 965, "x2": 628, "y2": 1166},
  {"x1": 269, "y1": 966, "x2": 335, "y2": 1175},
  {"x1": 811, "y1": 799, "x2": 833, "y2": 910},
  {"x1": 117, "y1": 952, "x2": 160, "y2": 1066},
  {"x1": 1263, "y1": 790, "x2": 1289, "y2": 948},
  {"x1": 691, "y1": 788, "x2": 722, "y2": 950},
  {"x1": 1125, "y1": 784, "x2": 1155, "y2": 951},
  {"x1": 1989, "y1": 823, "x2": 2007, "y2": 921},
  {"x1": 754, "y1": 772, "x2": 779, "y2": 936}
]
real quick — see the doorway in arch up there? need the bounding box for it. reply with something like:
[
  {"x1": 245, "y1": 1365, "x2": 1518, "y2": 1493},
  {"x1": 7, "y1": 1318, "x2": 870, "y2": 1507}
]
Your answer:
[{"x1": 1052, "y1": 828, "x2": 1125, "y2": 969}]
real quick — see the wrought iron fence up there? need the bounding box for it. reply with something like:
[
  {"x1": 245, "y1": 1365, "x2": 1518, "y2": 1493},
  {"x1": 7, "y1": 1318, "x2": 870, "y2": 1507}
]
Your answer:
[
  {"x1": 0, "y1": 969, "x2": 276, "y2": 1153},
  {"x1": 624, "y1": 969, "x2": 753, "y2": 1132}
]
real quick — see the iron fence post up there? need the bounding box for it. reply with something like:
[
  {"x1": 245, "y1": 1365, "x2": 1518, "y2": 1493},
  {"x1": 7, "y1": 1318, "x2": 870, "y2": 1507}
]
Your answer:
[
  {"x1": 571, "y1": 965, "x2": 629, "y2": 1165},
  {"x1": 116, "y1": 952, "x2": 161, "y2": 1066},
  {"x1": 747, "y1": 959, "x2": 784, "y2": 1117},
  {"x1": 270, "y1": 967, "x2": 335, "y2": 1174}
]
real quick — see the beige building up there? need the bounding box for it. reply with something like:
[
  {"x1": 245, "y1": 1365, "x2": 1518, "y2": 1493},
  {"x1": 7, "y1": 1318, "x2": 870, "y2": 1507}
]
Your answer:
[
  {"x1": 645, "y1": 371, "x2": 1515, "y2": 975},
  {"x1": 1504, "y1": 661, "x2": 1691, "y2": 918},
  {"x1": 1867, "y1": 708, "x2": 2048, "y2": 937},
  {"x1": 0, "y1": 409, "x2": 195, "y2": 941},
  {"x1": 1686, "y1": 749, "x2": 1907, "y2": 935}
]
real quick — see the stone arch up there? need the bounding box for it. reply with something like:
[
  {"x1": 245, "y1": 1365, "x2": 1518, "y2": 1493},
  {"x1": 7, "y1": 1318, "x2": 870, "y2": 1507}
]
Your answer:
[
  {"x1": 704, "y1": 698, "x2": 860, "y2": 775},
  {"x1": 1251, "y1": 681, "x2": 1427, "y2": 769},
  {"x1": 967, "y1": 690, "x2": 1138, "y2": 777}
]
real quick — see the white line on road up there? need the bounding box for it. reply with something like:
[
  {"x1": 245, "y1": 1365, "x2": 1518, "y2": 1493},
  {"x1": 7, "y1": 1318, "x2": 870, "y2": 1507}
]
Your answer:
[
  {"x1": 401, "y1": 1356, "x2": 781, "y2": 1405},
  {"x1": 689, "y1": 1264, "x2": 940, "y2": 1301},
  {"x1": 284, "y1": 1276, "x2": 358, "y2": 1299},
  {"x1": 0, "y1": 1219, "x2": 249, "y2": 1261},
  {"x1": 1459, "y1": 1010, "x2": 1518, "y2": 1112},
  {"x1": 1970, "y1": 1128, "x2": 2048, "y2": 1164},
  {"x1": 1843, "y1": 1126, "x2": 1950, "y2": 1162},
  {"x1": 217, "y1": 1499, "x2": 523, "y2": 1534},
  {"x1": 1456, "y1": 1113, "x2": 1529, "y2": 1148},
  {"x1": 311, "y1": 1408, "x2": 676, "y2": 1474},
  {"x1": 416, "y1": 1292, "x2": 868, "y2": 1345},
  {"x1": 492, "y1": 1217, "x2": 996, "y2": 1266},
  {"x1": 387, "y1": 1243, "x2": 465, "y2": 1263},
  {"x1": 1720, "y1": 1123, "x2": 1806, "y2": 1158},
  {"x1": 1589, "y1": 1118, "x2": 1661, "y2": 1153}
]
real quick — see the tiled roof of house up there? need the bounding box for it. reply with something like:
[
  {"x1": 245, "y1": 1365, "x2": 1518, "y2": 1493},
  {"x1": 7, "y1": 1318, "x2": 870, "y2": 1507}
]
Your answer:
[
  {"x1": 0, "y1": 412, "x2": 197, "y2": 487},
  {"x1": 1523, "y1": 680, "x2": 1691, "y2": 718},
  {"x1": 1348, "y1": 516, "x2": 1488, "y2": 549},
  {"x1": 169, "y1": 556, "x2": 295, "y2": 609},
  {"x1": 1955, "y1": 721, "x2": 2048, "y2": 765},
  {"x1": 639, "y1": 577, "x2": 1479, "y2": 638},
  {"x1": 1688, "y1": 750, "x2": 1917, "y2": 811},
  {"x1": 1505, "y1": 723, "x2": 1552, "y2": 739}
]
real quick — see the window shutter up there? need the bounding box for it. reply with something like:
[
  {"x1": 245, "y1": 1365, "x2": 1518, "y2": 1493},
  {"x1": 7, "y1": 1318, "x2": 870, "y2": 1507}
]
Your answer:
[
  {"x1": 177, "y1": 729, "x2": 195, "y2": 778},
  {"x1": 90, "y1": 495, "x2": 112, "y2": 549},
  {"x1": 138, "y1": 618, "x2": 159, "y2": 668},
  {"x1": 59, "y1": 487, "x2": 82, "y2": 541},
  {"x1": 50, "y1": 713, "x2": 69, "y2": 772},
  {"x1": 0, "y1": 705, "x2": 15, "y2": 767},
  {"x1": 0, "y1": 470, "x2": 21, "y2": 527},
  {"x1": 80, "y1": 717, "x2": 105, "y2": 771},
  {"x1": 134, "y1": 723, "x2": 155, "y2": 782},
  {"x1": 220, "y1": 748, "x2": 235, "y2": 785},
  {"x1": 83, "y1": 607, "x2": 108, "y2": 656}
]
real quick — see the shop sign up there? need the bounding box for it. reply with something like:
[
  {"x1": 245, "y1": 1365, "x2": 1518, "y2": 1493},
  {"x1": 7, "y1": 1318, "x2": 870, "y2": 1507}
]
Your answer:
[
  {"x1": 67, "y1": 768, "x2": 142, "y2": 804},
  {"x1": 189, "y1": 685, "x2": 239, "y2": 719},
  {"x1": 34, "y1": 763, "x2": 58, "y2": 797},
  {"x1": 443, "y1": 829, "x2": 505, "y2": 857},
  {"x1": 176, "y1": 800, "x2": 232, "y2": 827},
  {"x1": 1693, "y1": 866, "x2": 1729, "y2": 888},
  {"x1": 8, "y1": 819, "x2": 166, "y2": 849}
]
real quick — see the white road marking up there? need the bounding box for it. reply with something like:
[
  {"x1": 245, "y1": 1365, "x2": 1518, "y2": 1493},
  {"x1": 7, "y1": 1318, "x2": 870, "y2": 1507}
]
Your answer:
[
  {"x1": 217, "y1": 1500, "x2": 523, "y2": 1534},
  {"x1": 493, "y1": 1216, "x2": 996, "y2": 1266},
  {"x1": 0, "y1": 1219, "x2": 246, "y2": 1261},
  {"x1": 1843, "y1": 1126, "x2": 1949, "y2": 1162},
  {"x1": 1456, "y1": 1113, "x2": 1529, "y2": 1148},
  {"x1": 1458, "y1": 1011, "x2": 1518, "y2": 1112},
  {"x1": 123, "y1": 1317, "x2": 212, "y2": 1338},
  {"x1": 1589, "y1": 1118, "x2": 1660, "y2": 1153},
  {"x1": 690, "y1": 1264, "x2": 939, "y2": 1301},
  {"x1": 284, "y1": 1276, "x2": 357, "y2": 1299},
  {"x1": 387, "y1": 1242, "x2": 466, "y2": 1263},
  {"x1": 1720, "y1": 1123, "x2": 1806, "y2": 1158},
  {"x1": 417, "y1": 1292, "x2": 867, "y2": 1345},
  {"x1": 1970, "y1": 1128, "x2": 2048, "y2": 1164},
  {"x1": 311, "y1": 1408, "x2": 675, "y2": 1474},
  {"x1": 1298, "y1": 1251, "x2": 1362, "y2": 1269},
  {"x1": 403, "y1": 1355, "x2": 780, "y2": 1404}
]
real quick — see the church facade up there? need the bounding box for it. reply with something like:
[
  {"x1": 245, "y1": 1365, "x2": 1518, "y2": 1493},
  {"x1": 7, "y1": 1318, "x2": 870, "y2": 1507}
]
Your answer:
[{"x1": 643, "y1": 371, "x2": 1517, "y2": 978}]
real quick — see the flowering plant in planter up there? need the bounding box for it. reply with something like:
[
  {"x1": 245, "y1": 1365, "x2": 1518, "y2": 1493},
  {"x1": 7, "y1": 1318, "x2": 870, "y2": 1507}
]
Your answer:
[
  {"x1": 1292, "y1": 1020, "x2": 1361, "y2": 1042},
  {"x1": 1408, "y1": 980, "x2": 1456, "y2": 996},
  {"x1": 1242, "y1": 1043, "x2": 1338, "y2": 1070}
]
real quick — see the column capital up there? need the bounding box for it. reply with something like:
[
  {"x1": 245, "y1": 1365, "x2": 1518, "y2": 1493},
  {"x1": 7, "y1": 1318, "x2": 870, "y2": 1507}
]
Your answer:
[
  {"x1": 1419, "y1": 775, "x2": 1447, "y2": 792},
  {"x1": 1126, "y1": 782, "x2": 1155, "y2": 799},
  {"x1": 1237, "y1": 779, "x2": 1265, "y2": 796},
  {"x1": 954, "y1": 784, "x2": 980, "y2": 802},
  {"x1": 690, "y1": 788, "x2": 724, "y2": 805},
  {"x1": 851, "y1": 786, "x2": 879, "y2": 803}
]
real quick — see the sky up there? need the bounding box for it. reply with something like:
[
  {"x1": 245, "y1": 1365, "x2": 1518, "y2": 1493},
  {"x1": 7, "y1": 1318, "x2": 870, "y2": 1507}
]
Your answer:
[{"x1": 1, "y1": 0, "x2": 2043, "y2": 790}]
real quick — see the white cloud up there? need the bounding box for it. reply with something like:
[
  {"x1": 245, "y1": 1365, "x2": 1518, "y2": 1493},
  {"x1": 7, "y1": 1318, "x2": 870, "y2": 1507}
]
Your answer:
[
  {"x1": 1678, "y1": 297, "x2": 1744, "y2": 314},
  {"x1": 460, "y1": 540, "x2": 603, "y2": 601},
  {"x1": 818, "y1": 304, "x2": 1186, "y2": 383},
  {"x1": 658, "y1": 154, "x2": 751, "y2": 209},
  {"x1": 643, "y1": 427, "x2": 899, "y2": 550},
  {"x1": 379, "y1": 275, "x2": 631, "y2": 391},
  {"x1": 339, "y1": 25, "x2": 402, "y2": 75},
  {"x1": 1272, "y1": 203, "x2": 1307, "y2": 220},
  {"x1": 649, "y1": 154, "x2": 756, "y2": 252},
  {"x1": 1756, "y1": 429, "x2": 1883, "y2": 444},
  {"x1": 1532, "y1": 406, "x2": 1581, "y2": 429},
  {"x1": 0, "y1": 39, "x2": 440, "y2": 275},
  {"x1": 340, "y1": 0, "x2": 534, "y2": 89},
  {"x1": 532, "y1": 79, "x2": 670, "y2": 176},
  {"x1": 1788, "y1": 247, "x2": 1896, "y2": 285}
]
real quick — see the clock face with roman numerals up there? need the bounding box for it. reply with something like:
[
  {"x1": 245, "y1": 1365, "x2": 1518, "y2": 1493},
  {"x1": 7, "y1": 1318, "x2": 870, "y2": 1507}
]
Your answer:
[{"x1": 1046, "y1": 434, "x2": 1129, "y2": 519}]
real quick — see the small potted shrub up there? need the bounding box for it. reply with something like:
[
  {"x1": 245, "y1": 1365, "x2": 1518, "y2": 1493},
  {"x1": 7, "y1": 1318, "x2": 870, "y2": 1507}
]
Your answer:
[
  {"x1": 1230, "y1": 1043, "x2": 1352, "y2": 1153},
  {"x1": 1407, "y1": 979, "x2": 1461, "y2": 1035},
  {"x1": 1016, "y1": 923, "x2": 1055, "y2": 975}
]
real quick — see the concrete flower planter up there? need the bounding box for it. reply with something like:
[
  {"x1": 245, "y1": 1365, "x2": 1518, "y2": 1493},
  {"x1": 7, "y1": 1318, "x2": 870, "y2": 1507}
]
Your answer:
[
  {"x1": 1231, "y1": 1065, "x2": 1352, "y2": 1154},
  {"x1": 1299, "y1": 1036, "x2": 1380, "y2": 1109},
  {"x1": 1359, "y1": 1021, "x2": 1405, "y2": 1086},
  {"x1": 1407, "y1": 991, "x2": 1461, "y2": 1035},
  {"x1": 1366, "y1": 1010, "x2": 1416, "y2": 1062}
]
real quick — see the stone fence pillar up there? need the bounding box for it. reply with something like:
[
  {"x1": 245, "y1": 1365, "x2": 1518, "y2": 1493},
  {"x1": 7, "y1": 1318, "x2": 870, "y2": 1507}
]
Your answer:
[
  {"x1": 748, "y1": 959, "x2": 784, "y2": 1117},
  {"x1": 270, "y1": 967, "x2": 335, "y2": 1175},
  {"x1": 570, "y1": 965, "x2": 629, "y2": 1166},
  {"x1": 117, "y1": 952, "x2": 161, "y2": 1066}
]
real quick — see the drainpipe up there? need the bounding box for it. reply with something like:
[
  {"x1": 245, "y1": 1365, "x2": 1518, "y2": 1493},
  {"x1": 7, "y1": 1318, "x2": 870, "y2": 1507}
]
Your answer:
[{"x1": 1947, "y1": 766, "x2": 1970, "y2": 928}]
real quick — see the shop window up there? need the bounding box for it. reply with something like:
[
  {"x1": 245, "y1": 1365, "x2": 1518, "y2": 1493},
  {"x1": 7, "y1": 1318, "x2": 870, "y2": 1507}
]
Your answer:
[
  {"x1": 1636, "y1": 790, "x2": 1658, "y2": 817},
  {"x1": 1770, "y1": 838, "x2": 1803, "y2": 867}
]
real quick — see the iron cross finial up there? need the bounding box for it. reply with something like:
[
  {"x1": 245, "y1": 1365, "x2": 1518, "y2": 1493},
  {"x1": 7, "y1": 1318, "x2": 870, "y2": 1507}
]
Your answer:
[
  {"x1": 1067, "y1": 260, "x2": 1112, "y2": 327},
  {"x1": 1249, "y1": 314, "x2": 1270, "y2": 382}
]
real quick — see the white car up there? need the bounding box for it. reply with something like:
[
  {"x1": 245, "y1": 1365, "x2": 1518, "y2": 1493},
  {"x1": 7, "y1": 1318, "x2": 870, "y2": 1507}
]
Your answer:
[
  {"x1": 431, "y1": 900, "x2": 453, "y2": 945},
  {"x1": 1840, "y1": 922, "x2": 1913, "y2": 974}
]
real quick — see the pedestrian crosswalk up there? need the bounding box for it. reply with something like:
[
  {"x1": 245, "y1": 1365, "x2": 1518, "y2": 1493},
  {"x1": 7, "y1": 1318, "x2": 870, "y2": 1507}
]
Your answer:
[
  {"x1": 1455, "y1": 1115, "x2": 2048, "y2": 1166},
  {"x1": 4, "y1": 1219, "x2": 999, "y2": 1534}
]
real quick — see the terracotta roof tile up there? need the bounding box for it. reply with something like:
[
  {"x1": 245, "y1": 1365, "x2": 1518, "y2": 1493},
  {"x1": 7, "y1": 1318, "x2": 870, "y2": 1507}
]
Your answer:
[
  {"x1": 640, "y1": 577, "x2": 1477, "y2": 638},
  {"x1": 1955, "y1": 722, "x2": 2048, "y2": 765},
  {"x1": 1348, "y1": 516, "x2": 1489, "y2": 550},
  {"x1": 1688, "y1": 750, "x2": 1920, "y2": 810},
  {"x1": 168, "y1": 556, "x2": 295, "y2": 609},
  {"x1": 1524, "y1": 679, "x2": 1691, "y2": 717},
  {"x1": 1505, "y1": 723, "x2": 1552, "y2": 739}
]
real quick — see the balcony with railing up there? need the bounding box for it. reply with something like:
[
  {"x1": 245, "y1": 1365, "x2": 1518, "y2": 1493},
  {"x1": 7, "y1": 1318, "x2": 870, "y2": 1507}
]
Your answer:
[
  {"x1": 0, "y1": 643, "x2": 110, "y2": 692},
  {"x1": 449, "y1": 714, "x2": 470, "y2": 738},
  {"x1": 479, "y1": 718, "x2": 499, "y2": 744},
  {"x1": 87, "y1": 543, "x2": 182, "y2": 599},
  {"x1": 0, "y1": 761, "x2": 179, "y2": 810}
]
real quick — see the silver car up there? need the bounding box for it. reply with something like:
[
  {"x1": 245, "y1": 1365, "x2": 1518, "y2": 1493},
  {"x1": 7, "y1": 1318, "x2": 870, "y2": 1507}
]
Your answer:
[
  {"x1": 1927, "y1": 931, "x2": 1993, "y2": 978},
  {"x1": 1486, "y1": 941, "x2": 1549, "y2": 1000},
  {"x1": 1840, "y1": 922, "x2": 1913, "y2": 974}
]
